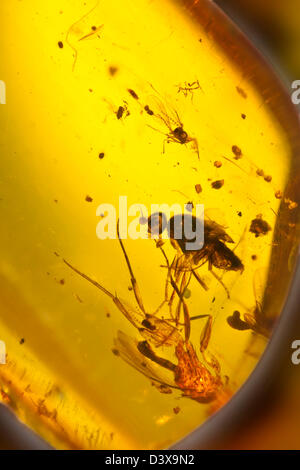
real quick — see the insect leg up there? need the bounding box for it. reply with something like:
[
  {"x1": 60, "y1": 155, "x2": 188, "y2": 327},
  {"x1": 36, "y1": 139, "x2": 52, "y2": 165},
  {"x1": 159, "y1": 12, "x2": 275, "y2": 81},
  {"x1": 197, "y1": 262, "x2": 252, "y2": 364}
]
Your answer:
[
  {"x1": 168, "y1": 256, "x2": 181, "y2": 318},
  {"x1": 169, "y1": 273, "x2": 191, "y2": 341},
  {"x1": 151, "y1": 246, "x2": 171, "y2": 316},
  {"x1": 199, "y1": 315, "x2": 221, "y2": 374},
  {"x1": 209, "y1": 263, "x2": 230, "y2": 299},
  {"x1": 63, "y1": 259, "x2": 140, "y2": 328},
  {"x1": 175, "y1": 270, "x2": 191, "y2": 324},
  {"x1": 200, "y1": 315, "x2": 212, "y2": 353},
  {"x1": 190, "y1": 138, "x2": 200, "y2": 160},
  {"x1": 192, "y1": 269, "x2": 209, "y2": 291},
  {"x1": 117, "y1": 219, "x2": 146, "y2": 314}
]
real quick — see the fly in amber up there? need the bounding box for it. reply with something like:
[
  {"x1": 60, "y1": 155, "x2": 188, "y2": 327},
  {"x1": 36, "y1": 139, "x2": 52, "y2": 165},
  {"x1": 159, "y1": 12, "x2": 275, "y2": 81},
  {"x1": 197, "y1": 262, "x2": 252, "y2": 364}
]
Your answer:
[{"x1": 147, "y1": 212, "x2": 244, "y2": 299}]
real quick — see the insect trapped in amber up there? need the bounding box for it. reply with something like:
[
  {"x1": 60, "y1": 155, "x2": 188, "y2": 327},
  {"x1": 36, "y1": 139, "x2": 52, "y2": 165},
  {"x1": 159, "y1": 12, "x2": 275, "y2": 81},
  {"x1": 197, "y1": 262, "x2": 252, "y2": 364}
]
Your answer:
[
  {"x1": 146, "y1": 95, "x2": 200, "y2": 159},
  {"x1": 64, "y1": 225, "x2": 228, "y2": 406}
]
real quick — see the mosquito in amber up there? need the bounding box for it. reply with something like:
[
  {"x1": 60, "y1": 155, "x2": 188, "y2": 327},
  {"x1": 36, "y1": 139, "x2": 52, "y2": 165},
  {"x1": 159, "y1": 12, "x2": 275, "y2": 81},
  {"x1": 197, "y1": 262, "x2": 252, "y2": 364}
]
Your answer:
[
  {"x1": 113, "y1": 314, "x2": 227, "y2": 404},
  {"x1": 146, "y1": 95, "x2": 200, "y2": 159}
]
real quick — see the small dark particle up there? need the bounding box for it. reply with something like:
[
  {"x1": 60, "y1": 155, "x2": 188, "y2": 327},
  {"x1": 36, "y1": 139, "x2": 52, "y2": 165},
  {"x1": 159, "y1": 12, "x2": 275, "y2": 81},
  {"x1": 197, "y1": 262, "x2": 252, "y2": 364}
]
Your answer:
[
  {"x1": 142, "y1": 319, "x2": 156, "y2": 331},
  {"x1": 214, "y1": 161, "x2": 222, "y2": 168},
  {"x1": 185, "y1": 202, "x2": 194, "y2": 212},
  {"x1": 251, "y1": 254, "x2": 257, "y2": 260},
  {"x1": 85, "y1": 195, "x2": 93, "y2": 202},
  {"x1": 20, "y1": 338, "x2": 25, "y2": 345},
  {"x1": 59, "y1": 279, "x2": 65, "y2": 285},
  {"x1": 264, "y1": 175, "x2": 272, "y2": 183},
  {"x1": 54, "y1": 199, "x2": 58, "y2": 203},
  {"x1": 237, "y1": 211, "x2": 242, "y2": 217},
  {"x1": 156, "y1": 384, "x2": 172, "y2": 394},
  {"x1": 89, "y1": 88, "x2": 93, "y2": 93},
  {"x1": 106, "y1": 313, "x2": 111, "y2": 318},
  {"x1": 116, "y1": 105, "x2": 129, "y2": 120},
  {"x1": 275, "y1": 190, "x2": 282, "y2": 199},
  {"x1": 127, "y1": 89, "x2": 139, "y2": 100},
  {"x1": 241, "y1": 113, "x2": 246, "y2": 119},
  {"x1": 54, "y1": 252, "x2": 59, "y2": 257},
  {"x1": 195, "y1": 183, "x2": 202, "y2": 194},
  {"x1": 112, "y1": 348, "x2": 120, "y2": 356},
  {"x1": 232, "y1": 145, "x2": 242, "y2": 159},
  {"x1": 117, "y1": 106, "x2": 124, "y2": 119},
  {"x1": 91, "y1": 25, "x2": 97, "y2": 31},
  {"x1": 236, "y1": 86, "x2": 247, "y2": 99},
  {"x1": 212, "y1": 297, "x2": 215, "y2": 303},
  {"x1": 144, "y1": 105, "x2": 154, "y2": 116},
  {"x1": 58, "y1": 41, "x2": 64, "y2": 49},
  {"x1": 256, "y1": 168, "x2": 264, "y2": 177},
  {"x1": 75, "y1": 294, "x2": 83, "y2": 303},
  {"x1": 211, "y1": 179, "x2": 224, "y2": 189},
  {"x1": 250, "y1": 215, "x2": 271, "y2": 237},
  {"x1": 108, "y1": 66, "x2": 118, "y2": 76},
  {"x1": 173, "y1": 407, "x2": 181, "y2": 415},
  {"x1": 128, "y1": 286, "x2": 133, "y2": 291},
  {"x1": 99, "y1": 152, "x2": 105, "y2": 159}
]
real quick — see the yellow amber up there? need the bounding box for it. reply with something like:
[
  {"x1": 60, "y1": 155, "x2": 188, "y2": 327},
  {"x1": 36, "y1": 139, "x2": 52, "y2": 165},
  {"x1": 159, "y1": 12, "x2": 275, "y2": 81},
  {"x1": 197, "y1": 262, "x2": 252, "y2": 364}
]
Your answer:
[{"x1": 0, "y1": 0, "x2": 299, "y2": 449}]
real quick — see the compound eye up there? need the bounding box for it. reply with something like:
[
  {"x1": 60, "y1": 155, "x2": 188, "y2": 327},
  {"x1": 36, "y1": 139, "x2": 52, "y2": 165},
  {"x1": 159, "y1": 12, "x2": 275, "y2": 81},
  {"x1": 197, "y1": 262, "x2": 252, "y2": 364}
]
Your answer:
[{"x1": 147, "y1": 212, "x2": 167, "y2": 236}]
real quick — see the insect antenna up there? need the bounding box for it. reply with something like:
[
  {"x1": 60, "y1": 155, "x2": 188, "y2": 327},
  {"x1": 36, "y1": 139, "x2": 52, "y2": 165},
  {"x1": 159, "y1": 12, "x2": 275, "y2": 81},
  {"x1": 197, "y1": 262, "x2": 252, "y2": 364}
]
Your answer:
[{"x1": 63, "y1": 259, "x2": 114, "y2": 299}]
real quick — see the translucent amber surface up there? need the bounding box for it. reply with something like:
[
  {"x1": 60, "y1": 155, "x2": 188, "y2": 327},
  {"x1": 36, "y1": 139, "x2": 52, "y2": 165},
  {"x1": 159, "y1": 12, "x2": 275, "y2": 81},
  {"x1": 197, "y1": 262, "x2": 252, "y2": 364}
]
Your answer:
[{"x1": 0, "y1": 0, "x2": 299, "y2": 449}]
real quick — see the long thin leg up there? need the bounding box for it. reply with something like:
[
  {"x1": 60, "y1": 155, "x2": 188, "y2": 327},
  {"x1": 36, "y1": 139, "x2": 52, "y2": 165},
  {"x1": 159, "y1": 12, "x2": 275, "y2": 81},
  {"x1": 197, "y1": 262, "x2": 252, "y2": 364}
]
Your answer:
[
  {"x1": 168, "y1": 273, "x2": 191, "y2": 341},
  {"x1": 200, "y1": 315, "x2": 212, "y2": 353},
  {"x1": 168, "y1": 257, "x2": 182, "y2": 317},
  {"x1": 151, "y1": 244, "x2": 172, "y2": 316},
  {"x1": 191, "y1": 138, "x2": 200, "y2": 160},
  {"x1": 117, "y1": 219, "x2": 146, "y2": 314},
  {"x1": 192, "y1": 269, "x2": 209, "y2": 291},
  {"x1": 209, "y1": 263, "x2": 230, "y2": 299},
  {"x1": 199, "y1": 315, "x2": 221, "y2": 374},
  {"x1": 175, "y1": 270, "x2": 191, "y2": 324},
  {"x1": 63, "y1": 259, "x2": 141, "y2": 328}
]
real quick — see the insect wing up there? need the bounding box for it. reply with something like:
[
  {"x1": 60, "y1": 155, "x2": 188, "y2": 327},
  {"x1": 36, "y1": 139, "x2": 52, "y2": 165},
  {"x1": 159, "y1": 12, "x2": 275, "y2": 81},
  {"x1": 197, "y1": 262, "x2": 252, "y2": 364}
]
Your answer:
[
  {"x1": 113, "y1": 331, "x2": 177, "y2": 389},
  {"x1": 146, "y1": 95, "x2": 183, "y2": 130}
]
